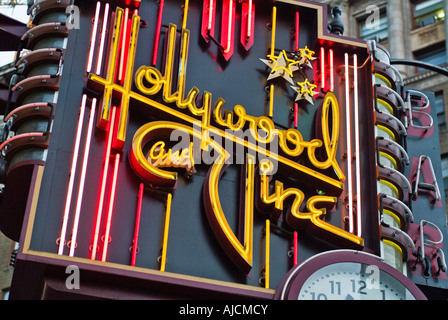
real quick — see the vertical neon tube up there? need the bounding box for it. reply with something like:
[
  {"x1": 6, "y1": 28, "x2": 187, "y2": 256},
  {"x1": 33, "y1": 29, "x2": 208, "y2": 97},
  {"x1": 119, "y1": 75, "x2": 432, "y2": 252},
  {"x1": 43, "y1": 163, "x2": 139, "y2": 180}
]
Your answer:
[
  {"x1": 96, "y1": 2, "x2": 110, "y2": 75},
  {"x1": 91, "y1": 106, "x2": 117, "y2": 260},
  {"x1": 320, "y1": 47, "x2": 325, "y2": 91},
  {"x1": 58, "y1": 94, "x2": 87, "y2": 255},
  {"x1": 293, "y1": 231, "x2": 298, "y2": 267},
  {"x1": 223, "y1": 0, "x2": 233, "y2": 54},
  {"x1": 265, "y1": 219, "x2": 270, "y2": 289},
  {"x1": 101, "y1": 152, "x2": 121, "y2": 262},
  {"x1": 160, "y1": 193, "x2": 172, "y2": 272},
  {"x1": 182, "y1": 0, "x2": 189, "y2": 29},
  {"x1": 131, "y1": 183, "x2": 144, "y2": 266},
  {"x1": 271, "y1": 6, "x2": 277, "y2": 56},
  {"x1": 295, "y1": 11, "x2": 299, "y2": 52},
  {"x1": 345, "y1": 53, "x2": 354, "y2": 234},
  {"x1": 353, "y1": 54, "x2": 362, "y2": 237},
  {"x1": 207, "y1": 0, "x2": 214, "y2": 30},
  {"x1": 118, "y1": 8, "x2": 129, "y2": 83},
  {"x1": 86, "y1": 1, "x2": 101, "y2": 73},
  {"x1": 329, "y1": 49, "x2": 334, "y2": 92},
  {"x1": 152, "y1": 0, "x2": 164, "y2": 66},
  {"x1": 269, "y1": 84, "x2": 274, "y2": 118},
  {"x1": 69, "y1": 98, "x2": 97, "y2": 257},
  {"x1": 294, "y1": 102, "x2": 298, "y2": 128},
  {"x1": 246, "y1": 0, "x2": 253, "y2": 39}
]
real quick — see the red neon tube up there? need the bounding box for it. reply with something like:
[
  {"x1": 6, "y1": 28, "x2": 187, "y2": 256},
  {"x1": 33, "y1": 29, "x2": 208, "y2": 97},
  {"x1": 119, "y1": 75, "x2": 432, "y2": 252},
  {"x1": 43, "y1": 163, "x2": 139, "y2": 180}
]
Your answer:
[
  {"x1": 320, "y1": 47, "x2": 325, "y2": 91},
  {"x1": 69, "y1": 98, "x2": 97, "y2": 257},
  {"x1": 295, "y1": 11, "x2": 299, "y2": 52},
  {"x1": 293, "y1": 231, "x2": 298, "y2": 267},
  {"x1": 152, "y1": 0, "x2": 164, "y2": 66},
  {"x1": 101, "y1": 152, "x2": 121, "y2": 262},
  {"x1": 247, "y1": 0, "x2": 253, "y2": 39},
  {"x1": 131, "y1": 183, "x2": 144, "y2": 266},
  {"x1": 59, "y1": 94, "x2": 87, "y2": 255},
  {"x1": 91, "y1": 106, "x2": 117, "y2": 260},
  {"x1": 329, "y1": 49, "x2": 334, "y2": 92},
  {"x1": 294, "y1": 102, "x2": 298, "y2": 129},
  {"x1": 118, "y1": 8, "x2": 129, "y2": 83}
]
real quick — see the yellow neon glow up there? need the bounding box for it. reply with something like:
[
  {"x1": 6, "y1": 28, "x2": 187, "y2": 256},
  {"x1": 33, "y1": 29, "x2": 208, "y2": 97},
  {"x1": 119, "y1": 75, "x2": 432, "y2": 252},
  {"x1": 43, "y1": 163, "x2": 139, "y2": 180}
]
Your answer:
[
  {"x1": 160, "y1": 193, "x2": 172, "y2": 272},
  {"x1": 382, "y1": 209, "x2": 402, "y2": 229},
  {"x1": 99, "y1": 8, "x2": 123, "y2": 125},
  {"x1": 182, "y1": 0, "x2": 189, "y2": 29},
  {"x1": 271, "y1": 6, "x2": 277, "y2": 56},
  {"x1": 267, "y1": 50, "x2": 301, "y2": 78},
  {"x1": 377, "y1": 98, "x2": 395, "y2": 115},
  {"x1": 265, "y1": 219, "x2": 270, "y2": 289},
  {"x1": 148, "y1": 141, "x2": 194, "y2": 171},
  {"x1": 269, "y1": 84, "x2": 274, "y2": 118},
  {"x1": 259, "y1": 164, "x2": 363, "y2": 247},
  {"x1": 307, "y1": 92, "x2": 345, "y2": 180}
]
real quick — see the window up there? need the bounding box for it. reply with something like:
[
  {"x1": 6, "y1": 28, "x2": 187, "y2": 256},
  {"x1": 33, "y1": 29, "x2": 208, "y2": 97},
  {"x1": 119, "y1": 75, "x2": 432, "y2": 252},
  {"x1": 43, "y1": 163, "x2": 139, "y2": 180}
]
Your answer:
[
  {"x1": 414, "y1": 0, "x2": 445, "y2": 28},
  {"x1": 414, "y1": 44, "x2": 447, "y2": 71},
  {"x1": 359, "y1": 10, "x2": 388, "y2": 42},
  {"x1": 435, "y1": 91, "x2": 446, "y2": 131}
]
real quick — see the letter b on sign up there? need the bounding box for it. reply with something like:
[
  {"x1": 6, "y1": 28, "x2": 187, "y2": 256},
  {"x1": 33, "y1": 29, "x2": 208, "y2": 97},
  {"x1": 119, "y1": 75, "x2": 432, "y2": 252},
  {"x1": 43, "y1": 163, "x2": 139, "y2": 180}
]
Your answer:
[{"x1": 65, "y1": 265, "x2": 80, "y2": 290}]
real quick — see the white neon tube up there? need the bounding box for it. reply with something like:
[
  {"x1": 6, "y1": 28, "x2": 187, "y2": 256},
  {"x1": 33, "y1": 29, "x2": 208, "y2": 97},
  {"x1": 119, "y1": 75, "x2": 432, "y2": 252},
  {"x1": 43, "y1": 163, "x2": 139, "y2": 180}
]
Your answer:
[
  {"x1": 95, "y1": 3, "x2": 110, "y2": 75},
  {"x1": 353, "y1": 54, "x2": 362, "y2": 237},
  {"x1": 345, "y1": 53, "x2": 354, "y2": 234},
  {"x1": 87, "y1": 1, "x2": 101, "y2": 73}
]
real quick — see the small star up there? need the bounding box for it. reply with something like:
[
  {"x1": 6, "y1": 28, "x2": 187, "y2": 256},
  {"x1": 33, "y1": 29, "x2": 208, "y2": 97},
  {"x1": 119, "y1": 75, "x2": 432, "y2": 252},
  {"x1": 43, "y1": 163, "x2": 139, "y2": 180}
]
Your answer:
[
  {"x1": 296, "y1": 46, "x2": 316, "y2": 69},
  {"x1": 291, "y1": 79, "x2": 317, "y2": 105},
  {"x1": 260, "y1": 50, "x2": 300, "y2": 85}
]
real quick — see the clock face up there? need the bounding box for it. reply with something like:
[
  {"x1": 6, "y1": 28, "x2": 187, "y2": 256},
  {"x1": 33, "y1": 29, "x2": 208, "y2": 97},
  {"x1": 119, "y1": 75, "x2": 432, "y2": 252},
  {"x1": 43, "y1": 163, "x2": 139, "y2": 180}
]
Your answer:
[
  {"x1": 298, "y1": 262, "x2": 416, "y2": 300},
  {"x1": 276, "y1": 250, "x2": 426, "y2": 300}
]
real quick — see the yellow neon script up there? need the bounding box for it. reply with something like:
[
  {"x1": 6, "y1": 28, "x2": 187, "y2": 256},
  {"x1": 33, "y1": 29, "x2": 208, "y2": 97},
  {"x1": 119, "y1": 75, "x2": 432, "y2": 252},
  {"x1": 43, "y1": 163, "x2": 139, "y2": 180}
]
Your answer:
[
  {"x1": 259, "y1": 160, "x2": 364, "y2": 247},
  {"x1": 148, "y1": 141, "x2": 195, "y2": 172}
]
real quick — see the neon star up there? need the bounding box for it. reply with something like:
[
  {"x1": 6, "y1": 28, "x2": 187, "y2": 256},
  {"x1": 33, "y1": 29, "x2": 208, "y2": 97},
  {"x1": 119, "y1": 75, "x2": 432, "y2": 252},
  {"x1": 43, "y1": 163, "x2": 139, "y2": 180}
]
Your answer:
[
  {"x1": 291, "y1": 79, "x2": 318, "y2": 105},
  {"x1": 297, "y1": 46, "x2": 316, "y2": 69},
  {"x1": 260, "y1": 50, "x2": 300, "y2": 85}
]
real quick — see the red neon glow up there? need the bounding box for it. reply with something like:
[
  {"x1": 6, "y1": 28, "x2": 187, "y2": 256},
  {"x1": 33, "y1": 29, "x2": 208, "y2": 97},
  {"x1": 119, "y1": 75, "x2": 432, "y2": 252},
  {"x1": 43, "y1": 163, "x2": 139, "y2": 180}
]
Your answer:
[
  {"x1": 134, "y1": 0, "x2": 141, "y2": 8},
  {"x1": 87, "y1": 1, "x2": 101, "y2": 73},
  {"x1": 208, "y1": 0, "x2": 214, "y2": 31},
  {"x1": 320, "y1": 47, "x2": 325, "y2": 90},
  {"x1": 101, "y1": 152, "x2": 121, "y2": 262},
  {"x1": 294, "y1": 102, "x2": 298, "y2": 129},
  {"x1": 224, "y1": 0, "x2": 234, "y2": 54},
  {"x1": 329, "y1": 49, "x2": 334, "y2": 92},
  {"x1": 90, "y1": 106, "x2": 117, "y2": 260},
  {"x1": 118, "y1": 8, "x2": 130, "y2": 83},
  {"x1": 131, "y1": 183, "x2": 144, "y2": 266},
  {"x1": 293, "y1": 231, "x2": 298, "y2": 266},
  {"x1": 152, "y1": 0, "x2": 164, "y2": 66},
  {"x1": 96, "y1": 3, "x2": 110, "y2": 75},
  {"x1": 69, "y1": 98, "x2": 97, "y2": 257},
  {"x1": 247, "y1": 0, "x2": 253, "y2": 39},
  {"x1": 59, "y1": 94, "x2": 87, "y2": 255},
  {"x1": 126, "y1": 0, "x2": 131, "y2": 5},
  {"x1": 295, "y1": 11, "x2": 299, "y2": 52}
]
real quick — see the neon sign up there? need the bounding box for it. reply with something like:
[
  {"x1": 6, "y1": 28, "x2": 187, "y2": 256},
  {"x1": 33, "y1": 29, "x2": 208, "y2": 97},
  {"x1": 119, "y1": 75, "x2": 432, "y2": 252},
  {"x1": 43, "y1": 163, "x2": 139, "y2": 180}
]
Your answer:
[{"x1": 82, "y1": 2, "x2": 364, "y2": 275}]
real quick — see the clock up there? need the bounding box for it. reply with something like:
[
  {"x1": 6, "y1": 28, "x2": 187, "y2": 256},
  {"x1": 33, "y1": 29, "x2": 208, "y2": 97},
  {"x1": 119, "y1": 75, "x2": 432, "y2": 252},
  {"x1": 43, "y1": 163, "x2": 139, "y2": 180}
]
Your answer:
[{"x1": 276, "y1": 250, "x2": 427, "y2": 300}]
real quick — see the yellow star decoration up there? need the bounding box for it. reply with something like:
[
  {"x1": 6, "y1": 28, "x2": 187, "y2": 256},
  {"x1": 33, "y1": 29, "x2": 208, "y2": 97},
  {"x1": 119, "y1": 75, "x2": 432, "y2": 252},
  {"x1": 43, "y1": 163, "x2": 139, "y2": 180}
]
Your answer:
[
  {"x1": 291, "y1": 79, "x2": 318, "y2": 105},
  {"x1": 260, "y1": 50, "x2": 300, "y2": 85},
  {"x1": 297, "y1": 46, "x2": 316, "y2": 68}
]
